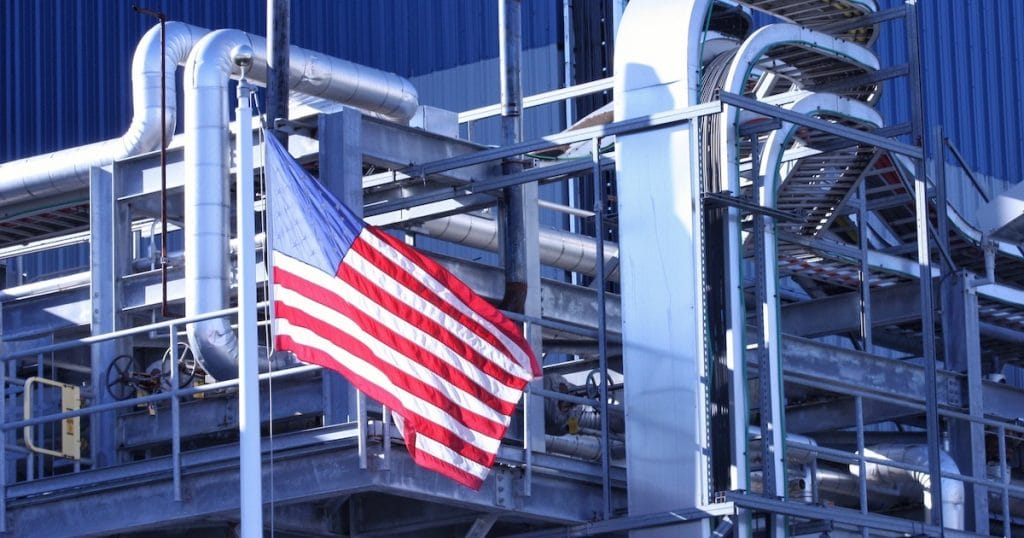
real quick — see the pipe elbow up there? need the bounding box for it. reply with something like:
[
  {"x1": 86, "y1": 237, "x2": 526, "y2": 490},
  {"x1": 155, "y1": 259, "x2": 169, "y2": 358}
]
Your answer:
[{"x1": 188, "y1": 317, "x2": 240, "y2": 381}]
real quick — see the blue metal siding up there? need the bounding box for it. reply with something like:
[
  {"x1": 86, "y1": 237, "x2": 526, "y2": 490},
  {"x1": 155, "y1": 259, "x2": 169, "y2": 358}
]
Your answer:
[
  {"x1": 876, "y1": 0, "x2": 1024, "y2": 185},
  {"x1": 1, "y1": 0, "x2": 558, "y2": 162},
  {"x1": 750, "y1": 1, "x2": 1024, "y2": 186}
]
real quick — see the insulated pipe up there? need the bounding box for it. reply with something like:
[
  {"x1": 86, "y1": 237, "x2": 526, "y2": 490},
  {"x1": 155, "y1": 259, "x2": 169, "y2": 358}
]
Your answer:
[
  {"x1": 184, "y1": 29, "x2": 418, "y2": 380},
  {"x1": 414, "y1": 214, "x2": 620, "y2": 280},
  {"x1": 0, "y1": 22, "x2": 210, "y2": 206},
  {"x1": 852, "y1": 445, "x2": 965, "y2": 531},
  {"x1": 545, "y1": 434, "x2": 625, "y2": 461},
  {"x1": 0, "y1": 272, "x2": 91, "y2": 302}
]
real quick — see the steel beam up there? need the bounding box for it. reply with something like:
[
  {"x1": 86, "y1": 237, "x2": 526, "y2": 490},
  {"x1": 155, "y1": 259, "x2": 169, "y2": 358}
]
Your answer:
[
  {"x1": 780, "y1": 282, "x2": 923, "y2": 337},
  {"x1": 724, "y1": 491, "x2": 977, "y2": 538},
  {"x1": 119, "y1": 377, "x2": 324, "y2": 449},
  {"x1": 7, "y1": 426, "x2": 611, "y2": 536},
  {"x1": 360, "y1": 115, "x2": 500, "y2": 185}
]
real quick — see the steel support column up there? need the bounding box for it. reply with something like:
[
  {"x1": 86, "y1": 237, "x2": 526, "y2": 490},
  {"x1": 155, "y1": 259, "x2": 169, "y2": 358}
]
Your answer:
[
  {"x1": 943, "y1": 271, "x2": 989, "y2": 533},
  {"x1": 90, "y1": 165, "x2": 131, "y2": 468},
  {"x1": 317, "y1": 109, "x2": 362, "y2": 425}
]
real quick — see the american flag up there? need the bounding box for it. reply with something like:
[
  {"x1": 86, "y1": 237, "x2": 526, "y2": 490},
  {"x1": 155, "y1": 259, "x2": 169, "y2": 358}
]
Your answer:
[{"x1": 264, "y1": 135, "x2": 540, "y2": 489}]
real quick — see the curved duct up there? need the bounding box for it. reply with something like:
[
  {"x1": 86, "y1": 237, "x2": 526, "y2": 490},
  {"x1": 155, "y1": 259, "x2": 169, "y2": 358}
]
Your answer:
[
  {"x1": 735, "y1": 0, "x2": 880, "y2": 46},
  {"x1": 183, "y1": 29, "x2": 418, "y2": 380},
  {"x1": 852, "y1": 445, "x2": 965, "y2": 531},
  {"x1": 714, "y1": 25, "x2": 880, "y2": 507},
  {"x1": 0, "y1": 22, "x2": 210, "y2": 206},
  {"x1": 414, "y1": 214, "x2": 620, "y2": 280}
]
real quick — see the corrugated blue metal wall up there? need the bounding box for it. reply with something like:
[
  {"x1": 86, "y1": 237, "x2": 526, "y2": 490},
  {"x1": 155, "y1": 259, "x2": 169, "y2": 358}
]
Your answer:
[
  {"x1": 873, "y1": 0, "x2": 1024, "y2": 186},
  {"x1": 1, "y1": 0, "x2": 558, "y2": 163},
  {"x1": 1, "y1": 1, "x2": 561, "y2": 281}
]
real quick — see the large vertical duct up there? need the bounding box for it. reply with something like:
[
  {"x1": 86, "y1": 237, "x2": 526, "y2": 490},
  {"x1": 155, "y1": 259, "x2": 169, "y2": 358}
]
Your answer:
[
  {"x1": 183, "y1": 29, "x2": 418, "y2": 381},
  {"x1": 614, "y1": 1, "x2": 715, "y2": 536},
  {"x1": 0, "y1": 22, "x2": 209, "y2": 207}
]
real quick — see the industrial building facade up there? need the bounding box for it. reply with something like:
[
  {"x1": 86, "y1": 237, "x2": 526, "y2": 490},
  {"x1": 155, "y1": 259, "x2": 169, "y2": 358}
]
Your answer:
[{"x1": 1, "y1": 0, "x2": 1023, "y2": 536}]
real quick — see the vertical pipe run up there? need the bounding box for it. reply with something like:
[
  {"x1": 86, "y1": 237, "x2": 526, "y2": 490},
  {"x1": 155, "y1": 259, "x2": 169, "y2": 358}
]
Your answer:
[
  {"x1": 382, "y1": 406, "x2": 391, "y2": 470},
  {"x1": 157, "y1": 13, "x2": 170, "y2": 318},
  {"x1": 499, "y1": 0, "x2": 527, "y2": 313},
  {"x1": 130, "y1": 6, "x2": 171, "y2": 317},
  {"x1": 592, "y1": 137, "x2": 612, "y2": 520},
  {"x1": 266, "y1": 0, "x2": 290, "y2": 145},
  {"x1": 234, "y1": 60, "x2": 264, "y2": 537},
  {"x1": 170, "y1": 328, "x2": 182, "y2": 502},
  {"x1": 906, "y1": 0, "x2": 944, "y2": 527},
  {"x1": 357, "y1": 391, "x2": 368, "y2": 470}
]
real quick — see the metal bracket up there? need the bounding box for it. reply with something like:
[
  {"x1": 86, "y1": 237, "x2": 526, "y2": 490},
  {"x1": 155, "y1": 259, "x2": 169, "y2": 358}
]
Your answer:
[
  {"x1": 273, "y1": 117, "x2": 318, "y2": 138},
  {"x1": 493, "y1": 466, "x2": 522, "y2": 510}
]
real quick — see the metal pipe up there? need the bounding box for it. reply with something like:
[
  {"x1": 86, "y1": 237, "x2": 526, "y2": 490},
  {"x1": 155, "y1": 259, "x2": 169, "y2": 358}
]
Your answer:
[
  {"x1": 183, "y1": 28, "x2": 418, "y2": 380},
  {"x1": 0, "y1": 22, "x2": 209, "y2": 206},
  {"x1": 169, "y1": 328, "x2": 182, "y2": 502},
  {"x1": 851, "y1": 445, "x2": 965, "y2": 531},
  {"x1": 499, "y1": 0, "x2": 527, "y2": 313},
  {"x1": 544, "y1": 434, "x2": 625, "y2": 461},
  {"x1": 266, "y1": 0, "x2": 290, "y2": 145},
  {"x1": 132, "y1": 6, "x2": 172, "y2": 317},
  {"x1": 414, "y1": 214, "x2": 620, "y2": 279},
  {"x1": 0, "y1": 271, "x2": 90, "y2": 302},
  {"x1": 592, "y1": 136, "x2": 612, "y2": 519}
]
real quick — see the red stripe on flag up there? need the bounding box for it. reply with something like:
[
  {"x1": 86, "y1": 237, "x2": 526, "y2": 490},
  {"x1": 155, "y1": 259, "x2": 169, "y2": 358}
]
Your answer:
[
  {"x1": 274, "y1": 265, "x2": 522, "y2": 415},
  {"x1": 276, "y1": 301, "x2": 510, "y2": 442},
  {"x1": 401, "y1": 426, "x2": 487, "y2": 490},
  {"x1": 275, "y1": 332, "x2": 500, "y2": 472},
  {"x1": 334, "y1": 260, "x2": 528, "y2": 392},
  {"x1": 352, "y1": 231, "x2": 538, "y2": 377}
]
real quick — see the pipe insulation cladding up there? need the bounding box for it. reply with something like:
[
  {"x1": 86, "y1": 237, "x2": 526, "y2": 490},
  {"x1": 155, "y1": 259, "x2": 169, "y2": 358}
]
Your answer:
[
  {"x1": 0, "y1": 22, "x2": 210, "y2": 206},
  {"x1": 182, "y1": 28, "x2": 419, "y2": 381}
]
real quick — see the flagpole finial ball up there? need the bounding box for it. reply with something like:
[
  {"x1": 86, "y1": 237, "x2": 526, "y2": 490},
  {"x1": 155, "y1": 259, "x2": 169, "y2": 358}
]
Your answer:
[{"x1": 231, "y1": 45, "x2": 255, "y2": 69}]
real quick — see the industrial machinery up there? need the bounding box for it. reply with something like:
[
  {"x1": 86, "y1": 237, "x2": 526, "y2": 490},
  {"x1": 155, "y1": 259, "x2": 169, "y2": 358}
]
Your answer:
[{"x1": 1, "y1": 0, "x2": 1023, "y2": 536}]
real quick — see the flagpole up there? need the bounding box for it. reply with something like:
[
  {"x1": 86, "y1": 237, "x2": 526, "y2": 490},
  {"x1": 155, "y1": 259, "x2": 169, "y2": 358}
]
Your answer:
[{"x1": 232, "y1": 45, "x2": 264, "y2": 537}]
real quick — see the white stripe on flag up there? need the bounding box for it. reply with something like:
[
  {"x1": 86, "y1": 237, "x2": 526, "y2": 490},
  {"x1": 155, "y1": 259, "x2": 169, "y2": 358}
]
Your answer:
[
  {"x1": 274, "y1": 316, "x2": 503, "y2": 457},
  {"x1": 276, "y1": 252, "x2": 525, "y2": 406},
  {"x1": 357, "y1": 230, "x2": 535, "y2": 376},
  {"x1": 275, "y1": 283, "x2": 512, "y2": 428}
]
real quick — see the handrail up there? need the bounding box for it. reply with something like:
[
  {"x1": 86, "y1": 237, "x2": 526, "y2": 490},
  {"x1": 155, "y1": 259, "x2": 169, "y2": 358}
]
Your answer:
[
  {"x1": 458, "y1": 77, "x2": 614, "y2": 123},
  {"x1": 0, "y1": 305, "x2": 251, "y2": 362}
]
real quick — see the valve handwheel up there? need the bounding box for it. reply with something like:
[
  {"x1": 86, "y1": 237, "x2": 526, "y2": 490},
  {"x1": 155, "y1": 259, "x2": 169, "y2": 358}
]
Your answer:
[
  {"x1": 161, "y1": 342, "x2": 198, "y2": 391},
  {"x1": 105, "y1": 354, "x2": 137, "y2": 401}
]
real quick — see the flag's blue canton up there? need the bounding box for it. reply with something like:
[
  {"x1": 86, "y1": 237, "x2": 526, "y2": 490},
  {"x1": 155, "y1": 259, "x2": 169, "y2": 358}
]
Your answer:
[{"x1": 264, "y1": 136, "x2": 361, "y2": 275}]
